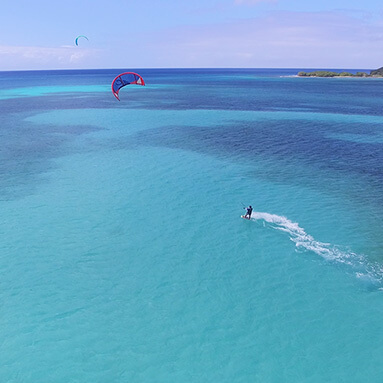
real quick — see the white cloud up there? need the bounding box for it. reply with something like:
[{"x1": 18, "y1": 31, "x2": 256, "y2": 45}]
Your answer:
[{"x1": 0, "y1": 45, "x2": 99, "y2": 70}]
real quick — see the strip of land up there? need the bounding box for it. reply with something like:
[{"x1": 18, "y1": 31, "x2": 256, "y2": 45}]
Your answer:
[{"x1": 297, "y1": 67, "x2": 383, "y2": 78}]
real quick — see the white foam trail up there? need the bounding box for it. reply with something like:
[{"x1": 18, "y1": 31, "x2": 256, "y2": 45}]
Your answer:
[{"x1": 251, "y1": 212, "x2": 382, "y2": 286}]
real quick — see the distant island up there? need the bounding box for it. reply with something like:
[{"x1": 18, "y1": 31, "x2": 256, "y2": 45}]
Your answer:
[{"x1": 297, "y1": 67, "x2": 383, "y2": 78}]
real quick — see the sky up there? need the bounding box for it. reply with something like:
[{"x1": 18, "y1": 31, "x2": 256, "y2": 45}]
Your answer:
[{"x1": 0, "y1": 0, "x2": 383, "y2": 70}]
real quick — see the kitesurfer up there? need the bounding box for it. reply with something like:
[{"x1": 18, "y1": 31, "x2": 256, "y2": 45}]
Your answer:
[{"x1": 244, "y1": 205, "x2": 253, "y2": 219}]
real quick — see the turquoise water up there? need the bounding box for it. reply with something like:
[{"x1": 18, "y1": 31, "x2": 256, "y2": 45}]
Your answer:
[{"x1": 1, "y1": 69, "x2": 383, "y2": 382}]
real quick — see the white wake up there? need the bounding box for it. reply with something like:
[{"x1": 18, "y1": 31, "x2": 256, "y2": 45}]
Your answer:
[{"x1": 251, "y1": 212, "x2": 383, "y2": 287}]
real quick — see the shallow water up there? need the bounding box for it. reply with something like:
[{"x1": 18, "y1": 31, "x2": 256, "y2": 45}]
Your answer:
[{"x1": 1, "y1": 69, "x2": 383, "y2": 382}]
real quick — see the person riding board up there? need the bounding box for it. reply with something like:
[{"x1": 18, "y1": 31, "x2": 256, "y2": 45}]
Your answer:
[{"x1": 244, "y1": 205, "x2": 253, "y2": 219}]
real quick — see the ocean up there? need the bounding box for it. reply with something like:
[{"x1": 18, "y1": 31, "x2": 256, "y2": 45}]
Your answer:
[{"x1": 1, "y1": 68, "x2": 382, "y2": 382}]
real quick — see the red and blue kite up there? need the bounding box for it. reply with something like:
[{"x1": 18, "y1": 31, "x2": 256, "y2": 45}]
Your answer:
[{"x1": 111, "y1": 72, "x2": 145, "y2": 101}]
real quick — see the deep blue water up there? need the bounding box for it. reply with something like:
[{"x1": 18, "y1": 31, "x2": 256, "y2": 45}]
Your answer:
[{"x1": 1, "y1": 68, "x2": 383, "y2": 382}]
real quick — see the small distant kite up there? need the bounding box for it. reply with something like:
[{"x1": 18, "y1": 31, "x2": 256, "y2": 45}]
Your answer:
[
  {"x1": 111, "y1": 72, "x2": 145, "y2": 101},
  {"x1": 75, "y1": 35, "x2": 89, "y2": 46}
]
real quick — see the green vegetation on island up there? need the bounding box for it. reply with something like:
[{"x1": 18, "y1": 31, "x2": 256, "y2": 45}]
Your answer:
[{"x1": 297, "y1": 67, "x2": 383, "y2": 78}]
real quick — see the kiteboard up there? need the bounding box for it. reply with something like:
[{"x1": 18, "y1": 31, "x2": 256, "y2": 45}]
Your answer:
[{"x1": 241, "y1": 215, "x2": 250, "y2": 220}]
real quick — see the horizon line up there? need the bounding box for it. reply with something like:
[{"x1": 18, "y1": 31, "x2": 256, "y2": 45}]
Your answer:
[{"x1": 0, "y1": 66, "x2": 375, "y2": 73}]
